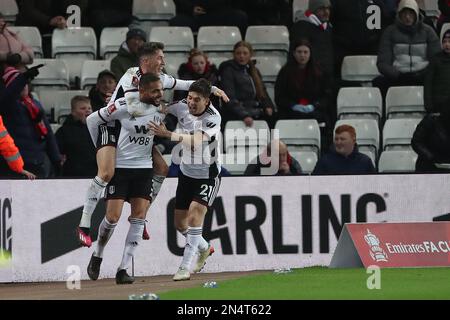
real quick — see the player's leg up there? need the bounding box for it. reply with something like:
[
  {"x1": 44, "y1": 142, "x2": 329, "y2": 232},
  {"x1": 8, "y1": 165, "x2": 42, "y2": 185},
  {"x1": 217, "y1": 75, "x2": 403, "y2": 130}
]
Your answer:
[
  {"x1": 77, "y1": 125, "x2": 117, "y2": 247},
  {"x1": 87, "y1": 198, "x2": 124, "y2": 281},
  {"x1": 116, "y1": 169, "x2": 152, "y2": 284}
]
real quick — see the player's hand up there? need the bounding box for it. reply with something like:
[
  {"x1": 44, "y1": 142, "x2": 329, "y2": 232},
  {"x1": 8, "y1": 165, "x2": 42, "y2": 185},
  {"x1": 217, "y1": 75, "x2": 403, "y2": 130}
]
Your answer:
[
  {"x1": 148, "y1": 121, "x2": 170, "y2": 138},
  {"x1": 213, "y1": 88, "x2": 230, "y2": 103},
  {"x1": 21, "y1": 169, "x2": 36, "y2": 180}
]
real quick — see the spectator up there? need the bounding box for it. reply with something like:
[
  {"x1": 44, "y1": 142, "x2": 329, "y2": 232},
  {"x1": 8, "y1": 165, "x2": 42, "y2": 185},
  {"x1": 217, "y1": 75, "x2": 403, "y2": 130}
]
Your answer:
[
  {"x1": 233, "y1": 0, "x2": 293, "y2": 27},
  {"x1": 374, "y1": 0, "x2": 441, "y2": 97},
  {"x1": 411, "y1": 108, "x2": 450, "y2": 173},
  {"x1": 219, "y1": 41, "x2": 275, "y2": 127},
  {"x1": 437, "y1": 0, "x2": 450, "y2": 35},
  {"x1": 0, "y1": 114, "x2": 36, "y2": 179},
  {"x1": 0, "y1": 13, "x2": 34, "y2": 67},
  {"x1": 87, "y1": 0, "x2": 133, "y2": 39},
  {"x1": 424, "y1": 29, "x2": 450, "y2": 113},
  {"x1": 16, "y1": 0, "x2": 89, "y2": 58},
  {"x1": 174, "y1": 48, "x2": 220, "y2": 106},
  {"x1": 89, "y1": 70, "x2": 117, "y2": 112},
  {"x1": 275, "y1": 39, "x2": 332, "y2": 125},
  {"x1": 170, "y1": 0, "x2": 248, "y2": 36},
  {"x1": 289, "y1": 0, "x2": 334, "y2": 77},
  {"x1": 312, "y1": 124, "x2": 376, "y2": 174},
  {"x1": 0, "y1": 66, "x2": 61, "y2": 178},
  {"x1": 330, "y1": 0, "x2": 390, "y2": 77},
  {"x1": 55, "y1": 96, "x2": 97, "y2": 177},
  {"x1": 244, "y1": 140, "x2": 302, "y2": 175},
  {"x1": 111, "y1": 28, "x2": 146, "y2": 80}
]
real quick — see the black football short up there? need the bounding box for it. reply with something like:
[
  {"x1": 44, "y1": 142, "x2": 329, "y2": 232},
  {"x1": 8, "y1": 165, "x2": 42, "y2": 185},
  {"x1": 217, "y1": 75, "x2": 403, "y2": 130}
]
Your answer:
[
  {"x1": 175, "y1": 171, "x2": 221, "y2": 210},
  {"x1": 105, "y1": 168, "x2": 153, "y2": 202}
]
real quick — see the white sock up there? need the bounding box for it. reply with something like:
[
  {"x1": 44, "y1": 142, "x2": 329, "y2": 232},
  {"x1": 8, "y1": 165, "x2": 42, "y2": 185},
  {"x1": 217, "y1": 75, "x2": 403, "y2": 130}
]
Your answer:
[
  {"x1": 94, "y1": 217, "x2": 117, "y2": 258},
  {"x1": 80, "y1": 176, "x2": 108, "y2": 229},
  {"x1": 118, "y1": 218, "x2": 145, "y2": 271},
  {"x1": 180, "y1": 227, "x2": 204, "y2": 270},
  {"x1": 179, "y1": 228, "x2": 208, "y2": 251},
  {"x1": 151, "y1": 175, "x2": 165, "y2": 202}
]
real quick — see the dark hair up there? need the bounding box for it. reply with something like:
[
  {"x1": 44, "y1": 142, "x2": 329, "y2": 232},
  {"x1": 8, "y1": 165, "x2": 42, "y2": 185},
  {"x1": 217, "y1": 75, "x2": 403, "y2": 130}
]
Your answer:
[
  {"x1": 233, "y1": 41, "x2": 267, "y2": 101},
  {"x1": 138, "y1": 42, "x2": 164, "y2": 59},
  {"x1": 188, "y1": 78, "x2": 211, "y2": 98},
  {"x1": 139, "y1": 73, "x2": 161, "y2": 87}
]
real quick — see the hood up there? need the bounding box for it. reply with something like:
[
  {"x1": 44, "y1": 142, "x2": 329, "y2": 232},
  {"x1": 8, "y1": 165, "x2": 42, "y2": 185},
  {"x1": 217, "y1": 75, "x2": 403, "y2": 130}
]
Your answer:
[{"x1": 396, "y1": 0, "x2": 420, "y2": 24}]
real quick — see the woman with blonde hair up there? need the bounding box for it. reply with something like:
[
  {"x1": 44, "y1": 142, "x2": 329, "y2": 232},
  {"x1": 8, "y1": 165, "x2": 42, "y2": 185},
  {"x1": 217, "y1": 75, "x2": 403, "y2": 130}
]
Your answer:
[{"x1": 219, "y1": 41, "x2": 275, "y2": 127}]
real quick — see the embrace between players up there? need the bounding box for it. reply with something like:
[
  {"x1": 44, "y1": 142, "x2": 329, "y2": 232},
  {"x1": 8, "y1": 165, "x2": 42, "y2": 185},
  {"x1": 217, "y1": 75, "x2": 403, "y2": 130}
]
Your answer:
[{"x1": 76, "y1": 42, "x2": 228, "y2": 284}]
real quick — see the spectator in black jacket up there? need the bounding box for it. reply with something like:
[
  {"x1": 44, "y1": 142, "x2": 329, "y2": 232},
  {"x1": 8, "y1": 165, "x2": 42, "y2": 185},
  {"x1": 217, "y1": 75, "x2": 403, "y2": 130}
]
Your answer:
[
  {"x1": 424, "y1": 29, "x2": 450, "y2": 113},
  {"x1": 87, "y1": 0, "x2": 133, "y2": 39},
  {"x1": 219, "y1": 41, "x2": 275, "y2": 127},
  {"x1": 0, "y1": 65, "x2": 61, "y2": 178},
  {"x1": 233, "y1": 0, "x2": 293, "y2": 27},
  {"x1": 312, "y1": 124, "x2": 375, "y2": 174},
  {"x1": 437, "y1": 0, "x2": 450, "y2": 35},
  {"x1": 174, "y1": 48, "x2": 220, "y2": 106},
  {"x1": 170, "y1": 0, "x2": 248, "y2": 35},
  {"x1": 289, "y1": 0, "x2": 334, "y2": 77},
  {"x1": 244, "y1": 140, "x2": 302, "y2": 176},
  {"x1": 89, "y1": 70, "x2": 117, "y2": 112},
  {"x1": 411, "y1": 108, "x2": 450, "y2": 173},
  {"x1": 55, "y1": 96, "x2": 97, "y2": 177}
]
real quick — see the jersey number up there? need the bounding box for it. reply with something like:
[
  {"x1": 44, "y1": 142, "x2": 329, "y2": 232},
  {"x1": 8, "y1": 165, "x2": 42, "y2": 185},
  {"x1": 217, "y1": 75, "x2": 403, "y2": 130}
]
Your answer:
[
  {"x1": 129, "y1": 136, "x2": 150, "y2": 145},
  {"x1": 199, "y1": 184, "x2": 213, "y2": 198}
]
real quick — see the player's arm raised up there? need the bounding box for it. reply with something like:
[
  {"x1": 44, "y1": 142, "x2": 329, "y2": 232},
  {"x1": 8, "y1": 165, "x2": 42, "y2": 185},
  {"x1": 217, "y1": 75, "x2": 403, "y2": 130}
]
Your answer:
[{"x1": 148, "y1": 121, "x2": 204, "y2": 149}]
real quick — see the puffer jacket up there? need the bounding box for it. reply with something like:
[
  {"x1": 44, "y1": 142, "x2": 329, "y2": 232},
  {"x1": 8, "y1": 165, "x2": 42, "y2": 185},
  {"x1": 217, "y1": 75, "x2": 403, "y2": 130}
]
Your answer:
[
  {"x1": 219, "y1": 59, "x2": 274, "y2": 120},
  {"x1": 111, "y1": 43, "x2": 138, "y2": 80},
  {"x1": 377, "y1": 1, "x2": 441, "y2": 78},
  {"x1": 0, "y1": 28, "x2": 34, "y2": 64}
]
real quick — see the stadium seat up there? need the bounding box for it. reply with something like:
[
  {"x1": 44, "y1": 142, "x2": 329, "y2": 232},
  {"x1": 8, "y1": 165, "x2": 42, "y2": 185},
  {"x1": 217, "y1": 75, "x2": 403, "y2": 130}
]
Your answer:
[
  {"x1": 0, "y1": 0, "x2": 18, "y2": 24},
  {"x1": 378, "y1": 150, "x2": 418, "y2": 173},
  {"x1": 29, "y1": 59, "x2": 70, "y2": 92},
  {"x1": 80, "y1": 60, "x2": 112, "y2": 90},
  {"x1": 100, "y1": 27, "x2": 128, "y2": 60},
  {"x1": 8, "y1": 26, "x2": 43, "y2": 58},
  {"x1": 292, "y1": 0, "x2": 308, "y2": 22},
  {"x1": 224, "y1": 120, "x2": 270, "y2": 153},
  {"x1": 337, "y1": 87, "x2": 382, "y2": 121},
  {"x1": 419, "y1": 0, "x2": 440, "y2": 17},
  {"x1": 52, "y1": 27, "x2": 98, "y2": 85},
  {"x1": 341, "y1": 55, "x2": 380, "y2": 82},
  {"x1": 163, "y1": 54, "x2": 187, "y2": 76},
  {"x1": 38, "y1": 89, "x2": 89, "y2": 123},
  {"x1": 275, "y1": 119, "x2": 321, "y2": 156},
  {"x1": 290, "y1": 151, "x2": 318, "y2": 174},
  {"x1": 382, "y1": 118, "x2": 421, "y2": 151},
  {"x1": 132, "y1": 0, "x2": 176, "y2": 28},
  {"x1": 221, "y1": 150, "x2": 257, "y2": 175},
  {"x1": 245, "y1": 25, "x2": 289, "y2": 58},
  {"x1": 385, "y1": 86, "x2": 425, "y2": 119},
  {"x1": 149, "y1": 26, "x2": 194, "y2": 55},
  {"x1": 334, "y1": 119, "x2": 380, "y2": 160},
  {"x1": 256, "y1": 55, "x2": 285, "y2": 83},
  {"x1": 197, "y1": 26, "x2": 242, "y2": 65}
]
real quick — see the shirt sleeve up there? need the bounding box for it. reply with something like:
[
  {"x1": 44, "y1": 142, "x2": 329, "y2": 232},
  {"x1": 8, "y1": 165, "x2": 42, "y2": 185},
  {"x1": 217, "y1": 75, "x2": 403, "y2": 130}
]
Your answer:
[
  {"x1": 201, "y1": 114, "x2": 221, "y2": 139},
  {"x1": 165, "y1": 101, "x2": 183, "y2": 117}
]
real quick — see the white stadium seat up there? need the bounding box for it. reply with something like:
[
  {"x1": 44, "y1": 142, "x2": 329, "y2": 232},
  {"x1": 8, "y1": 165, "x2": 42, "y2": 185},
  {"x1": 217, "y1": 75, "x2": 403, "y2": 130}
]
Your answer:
[
  {"x1": 245, "y1": 25, "x2": 289, "y2": 58},
  {"x1": 149, "y1": 26, "x2": 194, "y2": 54},
  {"x1": 224, "y1": 120, "x2": 270, "y2": 153},
  {"x1": 197, "y1": 26, "x2": 242, "y2": 64},
  {"x1": 290, "y1": 151, "x2": 318, "y2": 174},
  {"x1": 385, "y1": 86, "x2": 425, "y2": 119},
  {"x1": 80, "y1": 60, "x2": 112, "y2": 90},
  {"x1": 292, "y1": 0, "x2": 308, "y2": 22},
  {"x1": 337, "y1": 87, "x2": 382, "y2": 121},
  {"x1": 38, "y1": 90, "x2": 89, "y2": 123},
  {"x1": 341, "y1": 55, "x2": 380, "y2": 82},
  {"x1": 100, "y1": 27, "x2": 129, "y2": 59},
  {"x1": 275, "y1": 119, "x2": 321, "y2": 155},
  {"x1": 334, "y1": 119, "x2": 380, "y2": 160},
  {"x1": 0, "y1": 0, "x2": 18, "y2": 24},
  {"x1": 29, "y1": 59, "x2": 70, "y2": 91},
  {"x1": 382, "y1": 118, "x2": 421, "y2": 151},
  {"x1": 8, "y1": 26, "x2": 43, "y2": 58},
  {"x1": 163, "y1": 54, "x2": 187, "y2": 77},
  {"x1": 132, "y1": 0, "x2": 176, "y2": 29},
  {"x1": 378, "y1": 150, "x2": 418, "y2": 173},
  {"x1": 256, "y1": 55, "x2": 285, "y2": 83}
]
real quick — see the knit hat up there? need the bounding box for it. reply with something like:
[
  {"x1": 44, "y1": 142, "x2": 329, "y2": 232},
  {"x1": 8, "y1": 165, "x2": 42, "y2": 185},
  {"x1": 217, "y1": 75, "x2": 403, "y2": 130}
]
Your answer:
[
  {"x1": 442, "y1": 29, "x2": 450, "y2": 42},
  {"x1": 126, "y1": 28, "x2": 147, "y2": 42},
  {"x1": 308, "y1": 0, "x2": 331, "y2": 13},
  {"x1": 2, "y1": 66, "x2": 20, "y2": 87}
]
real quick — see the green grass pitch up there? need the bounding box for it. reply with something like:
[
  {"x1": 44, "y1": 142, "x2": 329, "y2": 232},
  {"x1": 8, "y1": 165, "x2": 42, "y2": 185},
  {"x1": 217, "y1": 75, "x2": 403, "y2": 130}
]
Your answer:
[{"x1": 159, "y1": 267, "x2": 450, "y2": 300}]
